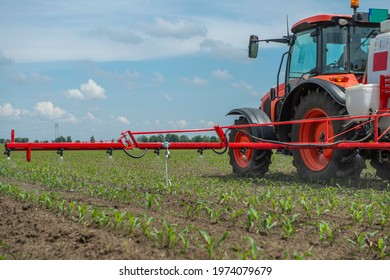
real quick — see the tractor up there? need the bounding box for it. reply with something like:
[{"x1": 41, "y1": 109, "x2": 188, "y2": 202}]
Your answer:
[{"x1": 227, "y1": 1, "x2": 390, "y2": 181}]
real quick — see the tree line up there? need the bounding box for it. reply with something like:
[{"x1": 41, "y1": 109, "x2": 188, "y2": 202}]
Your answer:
[
  {"x1": 139, "y1": 134, "x2": 220, "y2": 142},
  {"x1": 0, "y1": 134, "x2": 220, "y2": 144}
]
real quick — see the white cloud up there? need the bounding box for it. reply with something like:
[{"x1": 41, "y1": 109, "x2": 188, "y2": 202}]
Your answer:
[
  {"x1": 199, "y1": 120, "x2": 216, "y2": 127},
  {"x1": 65, "y1": 79, "x2": 106, "y2": 100},
  {"x1": 165, "y1": 95, "x2": 174, "y2": 101},
  {"x1": 34, "y1": 101, "x2": 76, "y2": 122},
  {"x1": 140, "y1": 17, "x2": 207, "y2": 39},
  {"x1": 86, "y1": 112, "x2": 104, "y2": 124},
  {"x1": 232, "y1": 80, "x2": 259, "y2": 96},
  {"x1": 153, "y1": 72, "x2": 165, "y2": 83},
  {"x1": 0, "y1": 49, "x2": 14, "y2": 65},
  {"x1": 88, "y1": 26, "x2": 143, "y2": 44},
  {"x1": 200, "y1": 39, "x2": 245, "y2": 60},
  {"x1": 212, "y1": 69, "x2": 233, "y2": 80},
  {"x1": 0, "y1": 103, "x2": 28, "y2": 118},
  {"x1": 176, "y1": 119, "x2": 189, "y2": 128},
  {"x1": 117, "y1": 116, "x2": 130, "y2": 125},
  {"x1": 182, "y1": 76, "x2": 208, "y2": 86}
]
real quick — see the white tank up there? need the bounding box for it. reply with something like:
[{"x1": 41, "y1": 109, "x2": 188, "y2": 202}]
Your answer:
[
  {"x1": 367, "y1": 20, "x2": 390, "y2": 84},
  {"x1": 345, "y1": 83, "x2": 380, "y2": 119}
]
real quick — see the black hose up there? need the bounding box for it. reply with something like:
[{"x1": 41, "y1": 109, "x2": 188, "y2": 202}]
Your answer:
[
  {"x1": 211, "y1": 129, "x2": 230, "y2": 155},
  {"x1": 122, "y1": 148, "x2": 148, "y2": 159}
]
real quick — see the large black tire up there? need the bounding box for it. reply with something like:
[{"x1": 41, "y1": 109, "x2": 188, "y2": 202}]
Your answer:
[
  {"x1": 370, "y1": 159, "x2": 390, "y2": 180},
  {"x1": 228, "y1": 116, "x2": 272, "y2": 176},
  {"x1": 291, "y1": 89, "x2": 365, "y2": 181}
]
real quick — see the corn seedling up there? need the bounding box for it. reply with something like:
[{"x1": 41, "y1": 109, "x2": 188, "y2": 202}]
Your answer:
[
  {"x1": 263, "y1": 212, "x2": 277, "y2": 236},
  {"x1": 243, "y1": 236, "x2": 259, "y2": 260},
  {"x1": 230, "y1": 208, "x2": 245, "y2": 227},
  {"x1": 246, "y1": 208, "x2": 259, "y2": 232},
  {"x1": 377, "y1": 238, "x2": 387, "y2": 259},
  {"x1": 198, "y1": 229, "x2": 230, "y2": 259},
  {"x1": 76, "y1": 204, "x2": 88, "y2": 223},
  {"x1": 318, "y1": 221, "x2": 334, "y2": 245},
  {"x1": 141, "y1": 215, "x2": 154, "y2": 238},
  {"x1": 127, "y1": 213, "x2": 140, "y2": 235},
  {"x1": 113, "y1": 211, "x2": 126, "y2": 230}
]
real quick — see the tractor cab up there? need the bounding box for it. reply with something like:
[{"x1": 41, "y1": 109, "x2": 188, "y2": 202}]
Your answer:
[{"x1": 286, "y1": 13, "x2": 382, "y2": 93}]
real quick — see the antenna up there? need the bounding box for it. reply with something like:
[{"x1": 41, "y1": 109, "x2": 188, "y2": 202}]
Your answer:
[{"x1": 286, "y1": 15, "x2": 290, "y2": 44}]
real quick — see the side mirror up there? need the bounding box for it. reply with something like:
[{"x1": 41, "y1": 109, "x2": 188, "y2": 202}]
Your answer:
[{"x1": 248, "y1": 35, "x2": 259, "y2": 58}]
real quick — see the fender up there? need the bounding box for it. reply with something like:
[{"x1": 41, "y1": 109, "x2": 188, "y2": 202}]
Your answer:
[
  {"x1": 280, "y1": 78, "x2": 346, "y2": 121},
  {"x1": 226, "y1": 107, "x2": 277, "y2": 140}
]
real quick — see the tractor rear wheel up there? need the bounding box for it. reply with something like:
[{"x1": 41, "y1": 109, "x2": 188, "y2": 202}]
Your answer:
[
  {"x1": 228, "y1": 116, "x2": 272, "y2": 176},
  {"x1": 291, "y1": 90, "x2": 365, "y2": 181}
]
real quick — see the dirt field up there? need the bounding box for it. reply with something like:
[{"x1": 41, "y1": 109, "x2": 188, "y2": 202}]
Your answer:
[{"x1": 0, "y1": 151, "x2": 389, "y2": 259}]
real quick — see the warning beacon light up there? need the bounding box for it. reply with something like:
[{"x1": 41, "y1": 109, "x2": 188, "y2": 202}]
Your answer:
[{"x1": 350, "y1": 0, "x2": 359, "y2": 9}]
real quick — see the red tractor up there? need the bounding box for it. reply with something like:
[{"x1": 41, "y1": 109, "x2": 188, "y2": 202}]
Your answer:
[{"x1": 227, "y1": 1, "x2": 390, "y2": 181}]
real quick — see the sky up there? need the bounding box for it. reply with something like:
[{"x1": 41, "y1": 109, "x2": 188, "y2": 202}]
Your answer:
[{"x1": 0, "y1": 0, "x2": 387, "y2": 141}]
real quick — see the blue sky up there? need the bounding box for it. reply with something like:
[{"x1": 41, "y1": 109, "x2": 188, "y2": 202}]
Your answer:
[{"x1": 0, "y1": 0, "x2": 387, "y2": 141}]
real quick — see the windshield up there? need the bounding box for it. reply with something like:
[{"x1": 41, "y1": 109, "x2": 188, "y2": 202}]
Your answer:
[{"x1": 322, "y1": 25, "x2": 380, "y2": 74}]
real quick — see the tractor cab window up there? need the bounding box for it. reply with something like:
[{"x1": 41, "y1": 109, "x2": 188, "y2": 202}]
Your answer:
[
  {"x1": 287, "y1": 28, "x2": 317, "y2": 85},
  {"x1": 322, "y1": 25, "x2": 379, "y2": 74},
  {"x1": 322, "y1": 26, "x2": 348, "y2": 73}
]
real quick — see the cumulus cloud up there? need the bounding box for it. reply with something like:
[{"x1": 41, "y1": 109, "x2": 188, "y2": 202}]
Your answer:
[
  {"x1": 232, "y1": 80, "x2": 259, "y2": 96},
  {"x1": 168, "y1": 119, "x2": 189, "y2": 128},
  {"x1": 182, "y1": 76, "x2": 208, "y2": 86},
  {"x1": 212, "y1": 69, "x2": 233, "y2": 80},
  {"x1": 7, "y1": 72, "x2": 52, "y2": 84},
  {"x1": 65, "y1": 79, "x2": 106, "y2": 100},
  {"x1": 200, "y1": 39, "x2": 244, "y2": 60},
  {"x1": 0, "y1": 49, "x2": 14, "y2": 65},
  {"x1": 88, "y1": 26, "x2": 143, "y2": 44},
  {"x1": 34, "y1": 101, "x2": 76, "y2": 122},
  {"x1": 0, "y1": 103, "x2": 28, "y2": 119},
  {"x1": 117, "y1": 116, "x2": 130, "y2": 125},
  {"x1": 140, "y1": 17, "x2": 207, "y2": 39},
  {"x1": 153, "y1": 72, "x2": 165, "y2": 83}
]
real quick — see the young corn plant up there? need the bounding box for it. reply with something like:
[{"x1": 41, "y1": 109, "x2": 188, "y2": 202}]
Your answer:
[
  {"x1": 281, "y1": 214, "x2": 299, "y2": 239},
  {"x1": 163, "y1": 220, "x2": 177, "y2": 248},
  {"x1": 141, "y1": 215, "x2": 154, "y2": 238},
  {"x1": 198, "y1": 229, "x2": 230, "y2": 259},
  {"x1": 113, "y1": 211, "x2": 126, "y2": 230},
  {"x1": 127, "y1": 213, "x2": 140, "y2": 235},
  {"x1": 263, "y1": 212, "x2": 277, "y2": 236},
  {"x1": 246, "y1": 208, "x2": 260, "y2": 232},
  {"x1": 377, "y1": 238, "x2": 387, "y2": 259},
  {"x1": 242, "y1": 236, "x2": 259, "y2": 260},
  {"x1": 76, "y1": 204, "x2": 88, "y2": 223},
  {"x1": 318, "y1": 221, "x2": 335, "y2": 245},
  {"x1": 279, "y1": 196, "x2": 294, "y2": 214},
  {"x1": 230, "y1": 208, "x2": 245, "y2": 228}
]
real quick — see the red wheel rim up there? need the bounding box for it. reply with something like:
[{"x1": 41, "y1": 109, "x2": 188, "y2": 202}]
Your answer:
[
  {"x1": 298, "y1": 108, "x2": 334, "y2": 172},
  {"x1": 233, "y1": 131, "x2": 253, "y2": 168}
]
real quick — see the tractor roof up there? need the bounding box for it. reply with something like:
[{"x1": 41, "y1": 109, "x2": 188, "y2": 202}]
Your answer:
[{"x1": 292, "y1": 14, "x2": 352, "y2": 33}]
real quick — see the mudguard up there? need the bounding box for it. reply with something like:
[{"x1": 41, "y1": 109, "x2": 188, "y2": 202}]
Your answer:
[{"x1": 226, "y1": 107, "x2": 277, "y2": 140}]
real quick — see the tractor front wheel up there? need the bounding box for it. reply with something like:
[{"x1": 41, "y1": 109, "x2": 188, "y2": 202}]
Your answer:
[
  {"x1": 228, "y1": 116, "x2": 272, "y2": 176},
  {"x1": 291, "y1": 90, "x2": 365, "y2": 181}
]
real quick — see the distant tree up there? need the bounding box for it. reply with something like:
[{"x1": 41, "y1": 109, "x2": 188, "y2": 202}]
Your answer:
[
  {"x1": 90, "y1": 135, "x2": 95, "y2": 143},
  {"x1": 138, "y1": 136, "x2": 149, "y2": 142},
  {"x1": 66, "y1": 136, "x2": 72, "y2": 143},
  {"x1": 179, "y1": 135, "x2": 190, "y2": 142},
  {"x1": 210, "y1": 136, "x2": 219, "y2": 142},
  {"x1": 191, "y1": 135, "x2": 203, "y2": 142},
  {"x1": 54, "y1": 136, "x2": 66, "y2": 143},
  {"x1": 0, "y1": 139, "x2": 5, "y2": 144},
  {"x1": 165, "y1": 134, "x2": 179, "y2": 142},
  {"x1": 15, "y1": 137, "x2": 29, "y2": 143}
]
